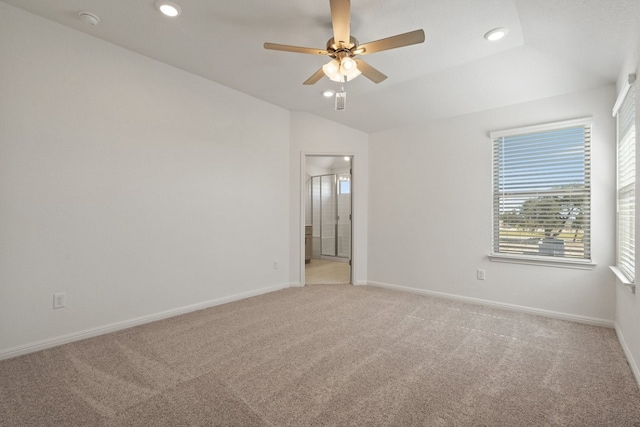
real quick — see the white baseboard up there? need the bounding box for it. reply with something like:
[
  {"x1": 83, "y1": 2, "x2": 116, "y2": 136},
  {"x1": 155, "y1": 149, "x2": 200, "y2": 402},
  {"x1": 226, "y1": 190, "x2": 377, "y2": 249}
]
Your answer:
[
  {"x1": 367, "y1": 281, "x2": 614, "y2": 328},
  {"x1": 615, "y1": 324, "x2": 640, "y2": 390},
  {"x1": 0, "y1": 283, "x2": 290, "y2": 361}
]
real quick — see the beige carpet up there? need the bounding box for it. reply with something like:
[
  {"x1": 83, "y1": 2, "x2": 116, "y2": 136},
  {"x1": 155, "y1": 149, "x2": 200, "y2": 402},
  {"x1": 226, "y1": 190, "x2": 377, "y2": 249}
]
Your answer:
[{"x1": 1, "y1": 285, "x2": 640, "y2": 426}]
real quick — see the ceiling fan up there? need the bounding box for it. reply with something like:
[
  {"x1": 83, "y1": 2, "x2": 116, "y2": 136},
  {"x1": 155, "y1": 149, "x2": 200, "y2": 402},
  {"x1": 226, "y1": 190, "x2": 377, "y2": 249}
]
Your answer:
[{"x1": 263, "y1": 0, "x2": 425, "y2": 85}]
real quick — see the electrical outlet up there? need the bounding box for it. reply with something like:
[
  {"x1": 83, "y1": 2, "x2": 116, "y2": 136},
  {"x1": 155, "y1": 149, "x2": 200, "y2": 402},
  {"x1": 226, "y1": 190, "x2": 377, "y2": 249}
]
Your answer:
[
  {"x1": 476, "y1": 269, "x2": 486, "y2": 280},
  {"x1": 272, "y1": 261, "x2": 279, "y2": 270},
  {"x1": 53, "y1": 292, "x2": 66, "y2": 309}
]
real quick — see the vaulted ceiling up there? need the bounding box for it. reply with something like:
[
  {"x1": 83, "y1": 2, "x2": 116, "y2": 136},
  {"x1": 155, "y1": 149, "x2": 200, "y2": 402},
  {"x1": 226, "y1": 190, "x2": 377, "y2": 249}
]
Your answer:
[{"x1": 4, "y1": 0, "x2": 639, "y2": 133}]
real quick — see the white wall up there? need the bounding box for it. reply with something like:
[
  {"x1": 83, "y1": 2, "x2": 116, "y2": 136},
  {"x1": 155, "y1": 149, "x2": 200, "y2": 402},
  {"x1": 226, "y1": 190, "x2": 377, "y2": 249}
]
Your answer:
[
  {"x1": 289, "y1": 112, "x2": 368, "y2": 286},
  {"x1": 368, "y1": 85, "x2": 617, "y2": 324},
  {"x1": 0, "y1": 3, "x2": 290, "y2": 357},
  {"x1": 614, "y1": 34, "x2": 640, "y2": 385}
]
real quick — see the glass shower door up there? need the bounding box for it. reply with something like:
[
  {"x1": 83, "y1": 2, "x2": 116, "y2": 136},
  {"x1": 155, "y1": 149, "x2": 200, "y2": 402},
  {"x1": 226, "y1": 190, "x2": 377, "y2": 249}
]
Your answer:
[
  {"x1": 337, "y1": 172, "x2": 351, "y2": 258},
  {"x1": 320, "y1": 174, "x2": 337, "y2": 256}
]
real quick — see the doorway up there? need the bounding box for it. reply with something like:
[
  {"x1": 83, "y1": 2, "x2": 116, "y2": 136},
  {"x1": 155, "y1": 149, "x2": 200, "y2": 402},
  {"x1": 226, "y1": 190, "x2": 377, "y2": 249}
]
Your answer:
[{"x1": 305, "y1": 155, "x2": 352, "y2": 285}]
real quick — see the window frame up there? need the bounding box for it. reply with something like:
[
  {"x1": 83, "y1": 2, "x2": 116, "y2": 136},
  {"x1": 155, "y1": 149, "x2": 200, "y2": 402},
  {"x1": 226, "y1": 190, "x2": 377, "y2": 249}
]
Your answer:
[
  {"x1": 611, "y1": 76, "x2": 636, "y2": 288},
  {"x1": 489, "y1": 117, "x2": 595, "y2": 269}
]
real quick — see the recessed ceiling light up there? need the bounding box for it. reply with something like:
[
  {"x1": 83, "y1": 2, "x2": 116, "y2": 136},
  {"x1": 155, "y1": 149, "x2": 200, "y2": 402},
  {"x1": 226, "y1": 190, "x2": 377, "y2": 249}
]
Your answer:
[
  {"x1": 344, "y1": 156, "x2": 351, "y2": 161},
  {"x1": 484, "y1": 27, "x2": 509, "y2": 41},
  {"x1": 322, "y1": 89, "x2": 335, "y2": 98},
  {"x1": 155, "y1": 1, "x2": 182, "y2": 17},
  {"x1": 78, "y1": 11, "x2": 100, "y2": 26}
]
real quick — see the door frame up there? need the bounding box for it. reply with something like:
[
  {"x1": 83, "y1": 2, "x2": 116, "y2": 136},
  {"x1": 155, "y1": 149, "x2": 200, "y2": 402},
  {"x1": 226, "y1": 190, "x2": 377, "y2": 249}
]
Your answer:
[{"x1": 301, "y1": 152, "x2": 355, "y2": 286}]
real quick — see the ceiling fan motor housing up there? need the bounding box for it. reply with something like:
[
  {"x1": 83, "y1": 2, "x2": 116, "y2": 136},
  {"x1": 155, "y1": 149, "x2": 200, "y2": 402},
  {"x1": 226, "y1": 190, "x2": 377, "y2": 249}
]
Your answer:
[{"x1": 326, "y1": 36, "x2": 359, "y2": 59}]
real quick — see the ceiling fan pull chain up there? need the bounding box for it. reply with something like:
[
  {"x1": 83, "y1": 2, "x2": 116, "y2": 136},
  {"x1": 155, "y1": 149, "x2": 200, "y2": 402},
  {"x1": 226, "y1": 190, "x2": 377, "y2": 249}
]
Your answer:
[{"x1": 336, "y1": 83, "x2": 346, "y2": 111}]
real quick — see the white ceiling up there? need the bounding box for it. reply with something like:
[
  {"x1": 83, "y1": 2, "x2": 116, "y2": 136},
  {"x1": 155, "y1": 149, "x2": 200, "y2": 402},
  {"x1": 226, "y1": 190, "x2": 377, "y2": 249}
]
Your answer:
[{"x1": 4, "y1": 0, "x2": 639, "y2": 133}]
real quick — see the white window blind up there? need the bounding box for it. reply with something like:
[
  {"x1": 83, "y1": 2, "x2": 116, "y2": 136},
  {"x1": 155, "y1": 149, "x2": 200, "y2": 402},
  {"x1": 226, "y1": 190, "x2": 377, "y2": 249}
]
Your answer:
[
  {"x1": 491, "y1": 119, "x2": 592, "y2": 262},
  {"x1": 615, "y1": 80, "x2": 636, "y2": 283}
]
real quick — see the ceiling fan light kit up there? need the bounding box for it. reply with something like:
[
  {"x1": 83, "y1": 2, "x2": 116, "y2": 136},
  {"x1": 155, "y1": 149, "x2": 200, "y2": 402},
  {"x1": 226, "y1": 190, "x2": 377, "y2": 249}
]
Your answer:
[
  {"x1": 322, "y1": 59, "x2": 339, "y2": 77},
  {"x1": 322, "y1": 58, "x2": 361, "y2": 82},
  {"x1": 263, "y1": 0, "x2": 425, "y2": 109}
]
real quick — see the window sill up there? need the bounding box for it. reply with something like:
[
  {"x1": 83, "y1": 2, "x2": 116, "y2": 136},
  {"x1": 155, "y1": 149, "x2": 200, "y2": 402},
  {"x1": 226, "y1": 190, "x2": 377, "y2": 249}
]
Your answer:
[
  {"x1": 489, "y1": 254, "x2": 595, "y2": 270},
  {"x1": 609, "y1": 266, "x2": 636, "y2": 294}
]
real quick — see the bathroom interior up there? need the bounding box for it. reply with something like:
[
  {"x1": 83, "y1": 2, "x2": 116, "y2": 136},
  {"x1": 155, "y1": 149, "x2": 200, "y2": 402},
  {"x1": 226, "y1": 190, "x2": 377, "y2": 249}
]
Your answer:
[{"x1": 305, "y1": 155, "x2": 352, "y2": 285}]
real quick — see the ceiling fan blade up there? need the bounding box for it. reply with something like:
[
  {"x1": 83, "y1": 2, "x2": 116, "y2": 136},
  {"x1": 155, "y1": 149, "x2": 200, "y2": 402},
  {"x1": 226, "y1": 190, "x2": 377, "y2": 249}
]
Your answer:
[
  {"x1": 264, "y1": 42, "x2": 328, "y2": 55},
  {"x1": 354, "y1": 59, "x2": 387, "y2": 83},
  {"x1": 357, "y1": 29, "x2": 425, "y2": 55},
  {"x1": 303, "y1": 68, "x2": 326, "y2": 85},
  {"x1": 330, "y1": 0, "x2": 351, "y2": 47}
]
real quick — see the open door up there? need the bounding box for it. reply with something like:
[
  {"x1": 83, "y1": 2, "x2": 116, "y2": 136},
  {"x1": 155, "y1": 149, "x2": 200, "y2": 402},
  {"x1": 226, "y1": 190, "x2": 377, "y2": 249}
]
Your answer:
[{"x1": 305, "y1": 155, "x2": 352, "y2": 285}]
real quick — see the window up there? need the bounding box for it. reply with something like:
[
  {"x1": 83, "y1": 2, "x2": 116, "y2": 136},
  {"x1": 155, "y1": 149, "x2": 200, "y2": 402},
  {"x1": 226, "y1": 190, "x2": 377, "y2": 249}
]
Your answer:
[
  {"x1": 614, "y1": 76, "x2": 636, "y2": 284},
  {"x1": 339, "y1": 180, "x2": 351, "y2": 195},
  {"x1": 491, "y1": 118, "x2": 592, "y2": 265},
  {"x1": 338, "y1": 173, "x2": 351, "y2": 194}
]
